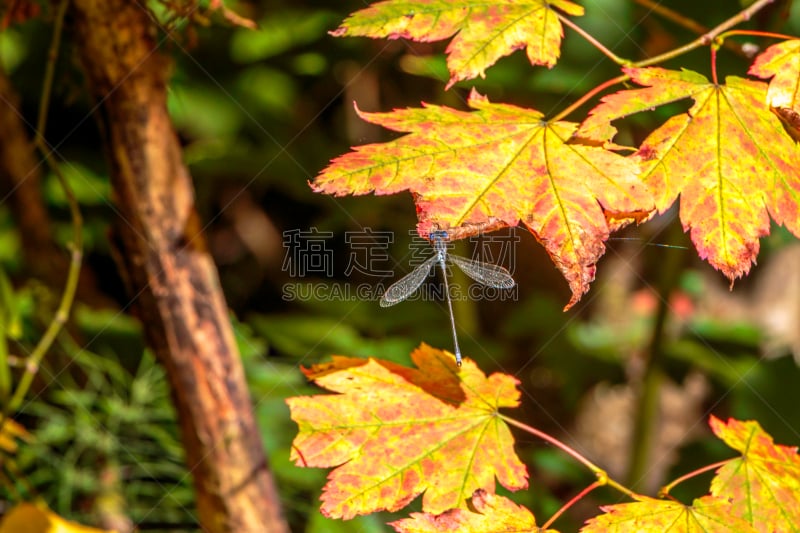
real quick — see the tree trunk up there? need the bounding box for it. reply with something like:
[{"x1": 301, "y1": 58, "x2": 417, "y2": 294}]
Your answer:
[{"x1": 69, "y1": 2, "x2": 289, "y2": 531}]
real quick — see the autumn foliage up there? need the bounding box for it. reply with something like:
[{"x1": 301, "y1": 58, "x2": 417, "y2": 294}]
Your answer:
[
  {"x1": 315, "y1": 1, "x2": 800, "y2": 308},
  {"x1": 288, "y1": 345, "x2": 800, "y2": 531},
  {"x1": 288, "y1": 0, "x2": 800, "y2": 531},
  {"x1": 287, "y1": 346, "x2": 526, "y2": 518}
]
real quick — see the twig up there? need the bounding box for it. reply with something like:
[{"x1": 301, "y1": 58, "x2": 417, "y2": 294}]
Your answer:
[
  {"x1": 551, "y1": 74, "x2": 628, "y2": 123},
  {"x1": 541, "y1": 480, "x2": 603, "y2": 530},
  {"x1": 633, "y1": 0, "x2": 708, "y2": 36},
  {"x1": 631, "y1": 0, "x2": 749, "y2": 58},
  {"x1": 1, "y1": 0, "x2": 82, "y2": 418},
  {"x1": 634, "y1": 0, "x2": 777, "y2": 68},
  {"x1": 501, "y1": 414, "x2": 648, "y2": 501},
  {"x1": 34, "y1": 0, "x2": 68, "y2": 146},
  {"x1": 551, "y1": 0, "x2": 778, "y2": 120}
]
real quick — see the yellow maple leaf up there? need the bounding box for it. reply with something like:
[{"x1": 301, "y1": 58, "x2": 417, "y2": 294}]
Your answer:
[
  {"x1": 579, "y1": 67, "x2": 800, "y2": 281},
  {"x1": 314, "y1": 90, "x2": 653, "y2": 309},
  {"x1": 286, "y1": 344, "x2": 527, "y2": 519},
  {"x1": 331, "y1": 0, "x2": 583, "y2": 87}
]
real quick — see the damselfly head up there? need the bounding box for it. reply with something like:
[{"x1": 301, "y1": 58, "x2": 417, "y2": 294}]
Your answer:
[{"x1": 428, "y1": 230, "x2": 449, "y2": 242}]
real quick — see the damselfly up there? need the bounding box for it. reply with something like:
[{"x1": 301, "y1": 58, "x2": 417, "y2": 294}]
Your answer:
[{"x1": 380, "y1": 230, "x2": 516, "y2": 366}]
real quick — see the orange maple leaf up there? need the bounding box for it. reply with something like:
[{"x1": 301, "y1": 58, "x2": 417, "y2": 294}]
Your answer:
[
  {"x1": 330, "y1": 0, "x2": 584, "y2": 88},
  {"x1": 313, "y1": 90, "x2": 653, "y2": 309},
  {"x1": 286, "y1": 344, "x2": 528, "y2": 519},
  {"x1": 581, "y1": 495, "x2": 756, "y2": 532},
  {"x1": 578, "y1": 67, "x2": 800, "y2": 282},
  {"x1": 708, "y1": 416, "x2": 800, "y2": 532},
  {"x1": 390, "y1": 489, "x2": 552, "y2": 532},
  {"x1": 749, "y1": 39, "x2": 800, "y2": 113}
]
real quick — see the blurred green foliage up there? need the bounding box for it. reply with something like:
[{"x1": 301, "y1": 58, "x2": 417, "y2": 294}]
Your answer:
[{"x1": 0, "y1": 0, "x2": 799, "y2": 531}]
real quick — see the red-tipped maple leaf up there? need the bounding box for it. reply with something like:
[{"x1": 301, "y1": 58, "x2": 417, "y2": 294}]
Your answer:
[
  {"x1": 749, "y1": 39, "x2": 800, "y2": 113},
  {"x1": 286, "y1": 344, "x2": 527, "y2": 519},
  {"x1": 330, "y1": 0, "x2": 583, "y2": 88},
  {"x1": 578, "y1": 67, "x2": 800, "y2": 282},
  {"x1": 390, "y1": 489, "x2": 553, "y2": 533},
  {"x1": 581, "y1": 495, "x2": 756, "y2": 532},
  {"x1": 708, "y1": 416, "x2": 800, "y2": 532},
  {"x1": 313, "y1": 90, "x2": 653, "y2": 309}
]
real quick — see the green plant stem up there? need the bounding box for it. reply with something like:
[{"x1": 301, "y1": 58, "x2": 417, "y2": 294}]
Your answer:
[
  {"x1": 2, "y1": 0, "x2": 82, "y2": 418},
  {"x1": 501, "y1": 414, "x2": 647, "y2": 501},
  {"x1": 35, "y1": 0, "x2": 70, "y2": 145},
  {"x1": 626, "y1": 221, "x2": 686, "y2": 493},
  {"x1": 551, "y1": 74, "x2": 628, "y2": 123},
  {"x1": 659, "y1": 459, "x2": 730, "y2": 497}
]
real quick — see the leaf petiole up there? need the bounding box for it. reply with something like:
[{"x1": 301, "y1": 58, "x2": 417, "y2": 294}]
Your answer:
[
  {"x1": 658, "y1": 459, "x2": 731, "y2": 498},
  {"x1": 552, "y1": 0, "x2": 779, "y2": 122},
  {"x1": 551, "y1": 74, "x2": 628, "y2": 123},
  {"x1": 541, "y1": 480, "x2": 603, "y2": 530},
  {"x1": 717, "y1": 29, "x2": 796, "y2": 43},
  {"x1": 500, "y1": 414, "x2": 646, "y2": 501}
]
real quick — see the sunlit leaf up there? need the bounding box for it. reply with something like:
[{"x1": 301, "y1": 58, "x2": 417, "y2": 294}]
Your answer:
[
  {"x1": 578, "y1": 67, "x2": 800, "y2": 282},
  {"x1": 313, "y1": 90, "x2": 653, "y2": 309},
  {"x1": 581, "y1": 495, "x2": 756, "y2": 532},
  {"x1": 749, "y1": 39, "x2": 800, "y2": 113},
  {"x1": 709, "y1": 416, "x2": 800, "y2": 532},
  {"x1": 390, "y1": 489, "x2": 551, "y2": 532},
  {"x1": 331, "y1": 0, "x2": 583, "y2": 87},
  {"x1": 286, "y1": 344, "x2": 527, "y2": 519}
]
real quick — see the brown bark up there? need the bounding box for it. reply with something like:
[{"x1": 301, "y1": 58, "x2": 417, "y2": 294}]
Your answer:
[{"x1": 69, "y1": 2, "x2": 288, "y2": 531}]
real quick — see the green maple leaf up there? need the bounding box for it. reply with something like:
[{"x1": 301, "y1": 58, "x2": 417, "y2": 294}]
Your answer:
[{"x1": 331, "y1": 0, "x2": 583, "y2": 87}]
